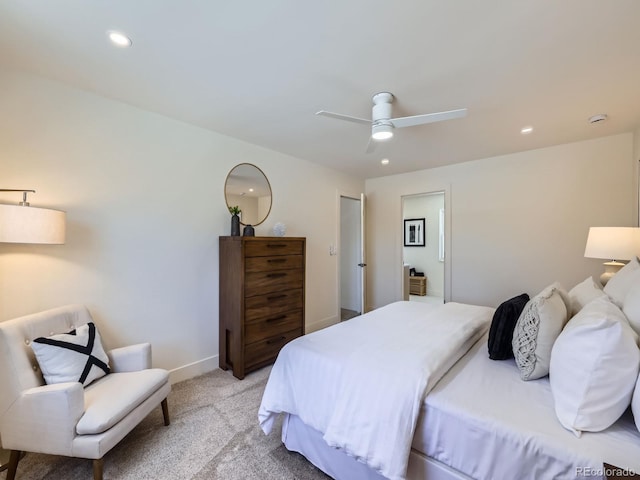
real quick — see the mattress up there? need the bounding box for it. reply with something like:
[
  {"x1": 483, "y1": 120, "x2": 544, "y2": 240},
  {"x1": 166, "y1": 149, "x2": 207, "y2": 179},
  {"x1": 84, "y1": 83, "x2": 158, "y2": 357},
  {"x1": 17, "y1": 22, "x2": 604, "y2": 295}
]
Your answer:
[{"x1": 413, "y1": 332, "x2": 640, "y2": 480}]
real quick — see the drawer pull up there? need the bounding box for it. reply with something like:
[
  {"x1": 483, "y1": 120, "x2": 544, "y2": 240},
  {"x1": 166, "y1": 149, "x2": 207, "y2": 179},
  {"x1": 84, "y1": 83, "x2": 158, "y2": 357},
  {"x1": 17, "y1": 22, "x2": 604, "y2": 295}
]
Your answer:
[
  {"x1": 267, "y1": 244, "x2": 287, "y2": 248},
  {"x1": 265, "y1": 315, "x2": 286, "y2": 323},
  {"x1": 267, "y1": 272, "x2": 287, "y2": 278},
  {"x1": 267, "y1": 294, "x2": 287, "y2": 301},
  {"x1": 267, "y1": 258, "x2": 287, "y2": 263},
  {"x1": 267, "y1": 336, "x2": 286, "y2": 345}
]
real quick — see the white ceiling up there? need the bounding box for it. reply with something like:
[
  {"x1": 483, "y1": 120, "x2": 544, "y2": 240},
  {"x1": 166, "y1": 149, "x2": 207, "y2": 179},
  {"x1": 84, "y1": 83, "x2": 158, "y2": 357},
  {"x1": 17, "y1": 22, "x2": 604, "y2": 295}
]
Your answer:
[{"x1": 1, "y1": 1, "x2": 639, "y2": 179}]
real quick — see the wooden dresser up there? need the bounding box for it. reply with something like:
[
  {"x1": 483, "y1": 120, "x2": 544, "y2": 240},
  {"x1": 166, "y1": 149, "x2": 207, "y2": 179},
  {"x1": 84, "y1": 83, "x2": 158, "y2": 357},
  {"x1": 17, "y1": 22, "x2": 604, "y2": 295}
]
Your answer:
[{"x1": 219, "y1": 236, "x2": 305, "y2": 379}]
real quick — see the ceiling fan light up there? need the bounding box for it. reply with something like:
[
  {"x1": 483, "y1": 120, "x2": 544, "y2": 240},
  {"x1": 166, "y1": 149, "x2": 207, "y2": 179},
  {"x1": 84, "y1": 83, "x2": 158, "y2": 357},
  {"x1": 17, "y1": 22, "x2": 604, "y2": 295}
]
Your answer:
[{"x1": 372, "y1": 123, "x2": 393, "y2": 141}]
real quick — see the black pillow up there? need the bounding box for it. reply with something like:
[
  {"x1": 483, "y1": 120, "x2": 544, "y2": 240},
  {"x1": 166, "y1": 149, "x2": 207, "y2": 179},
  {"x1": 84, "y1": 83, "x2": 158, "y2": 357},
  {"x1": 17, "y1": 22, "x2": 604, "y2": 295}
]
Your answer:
[{"x1": 488, "y1": 293, "x2": 530, "y2": 360}]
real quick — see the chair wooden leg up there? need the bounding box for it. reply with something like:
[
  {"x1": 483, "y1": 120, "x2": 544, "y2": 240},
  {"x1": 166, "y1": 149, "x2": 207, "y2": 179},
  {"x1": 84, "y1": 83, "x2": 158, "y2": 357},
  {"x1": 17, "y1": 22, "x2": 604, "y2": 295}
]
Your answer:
[
  {"x1": 161, "y1": 398, "x2": 170, "y2": 426},
  {"x1": 93, "y1": 457, "x2": 104, "y2": 480},
  {"x1": 6, "y1": 450, "x2": 22, "y2": 480}
]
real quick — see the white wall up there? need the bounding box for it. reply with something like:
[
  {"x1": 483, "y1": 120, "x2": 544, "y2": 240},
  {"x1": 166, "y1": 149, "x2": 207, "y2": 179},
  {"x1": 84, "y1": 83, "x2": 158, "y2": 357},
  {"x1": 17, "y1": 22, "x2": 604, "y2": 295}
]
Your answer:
[
  {"x1": 366, "y1": 133, "x2": 637, "y2": 309},
  {"x1": 403, "y1": 193, "x2": 444, "y2": 297},
  {"x1": 0, "y1": 70, "x2": 363, "y2": 382}
]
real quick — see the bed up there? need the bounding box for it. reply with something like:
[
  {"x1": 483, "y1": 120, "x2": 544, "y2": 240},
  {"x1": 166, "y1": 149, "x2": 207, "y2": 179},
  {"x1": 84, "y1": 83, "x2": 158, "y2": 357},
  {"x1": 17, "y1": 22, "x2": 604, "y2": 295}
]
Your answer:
[{"x1": 258, "y1": 296, "x2": 640, "y2": 480}]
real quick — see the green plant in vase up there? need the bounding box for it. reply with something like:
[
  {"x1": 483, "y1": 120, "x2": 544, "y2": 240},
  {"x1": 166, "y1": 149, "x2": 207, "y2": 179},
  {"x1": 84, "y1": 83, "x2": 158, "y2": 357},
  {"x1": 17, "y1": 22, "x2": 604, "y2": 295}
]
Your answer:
[{"x1": 229, "y1": 205, "x2": 241, "y2": 236}]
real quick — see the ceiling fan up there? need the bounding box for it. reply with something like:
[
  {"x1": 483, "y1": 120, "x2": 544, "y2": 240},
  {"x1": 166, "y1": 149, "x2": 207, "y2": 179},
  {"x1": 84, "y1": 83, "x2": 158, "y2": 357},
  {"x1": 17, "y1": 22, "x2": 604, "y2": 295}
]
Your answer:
[{"x1": 316, "y1": 92, "x2": 467, "y2": 152}]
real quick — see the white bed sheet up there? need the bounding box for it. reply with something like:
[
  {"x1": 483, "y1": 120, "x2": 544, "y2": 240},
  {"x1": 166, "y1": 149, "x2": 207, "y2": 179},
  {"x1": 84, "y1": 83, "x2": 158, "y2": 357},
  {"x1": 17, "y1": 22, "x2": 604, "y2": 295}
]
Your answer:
[
  {"x1": 260, "y1": 300, "x2": 494, "y2": 480},
  {"x1": 413, "y1": 332, "x2": 640, "y2": 480}
]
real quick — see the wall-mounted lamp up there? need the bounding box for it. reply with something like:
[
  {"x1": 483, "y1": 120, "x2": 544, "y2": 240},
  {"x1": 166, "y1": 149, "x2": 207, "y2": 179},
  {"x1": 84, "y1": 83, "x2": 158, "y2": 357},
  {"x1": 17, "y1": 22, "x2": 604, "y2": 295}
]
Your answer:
[
  {"x1": 584, "y1": 227, "x2": 640, "y2": 285},
  {"x1": 0, "y1": 189, "x2": 66, "y2": 244}
]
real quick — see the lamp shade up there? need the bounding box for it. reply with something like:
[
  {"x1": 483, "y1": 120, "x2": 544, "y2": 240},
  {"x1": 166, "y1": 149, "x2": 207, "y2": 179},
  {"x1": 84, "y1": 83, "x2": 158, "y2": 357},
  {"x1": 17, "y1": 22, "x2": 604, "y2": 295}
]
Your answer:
[
  {"x1": 584, "y1": 227, "x2": 640, "y2": 261},
  {"x1": 0, "y1": 204, "x2": 66, "y2": 244}
]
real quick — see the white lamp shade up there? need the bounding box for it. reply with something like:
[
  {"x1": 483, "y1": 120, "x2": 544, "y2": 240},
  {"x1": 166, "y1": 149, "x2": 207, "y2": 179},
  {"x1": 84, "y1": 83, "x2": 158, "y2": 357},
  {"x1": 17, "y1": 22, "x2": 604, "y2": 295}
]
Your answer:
[
  {"x1": 584, "y1": 227, "x2": 640, "y2": 261},
  {"x1": 0, "y1": 204, "x2": 66, "y2": 244}
]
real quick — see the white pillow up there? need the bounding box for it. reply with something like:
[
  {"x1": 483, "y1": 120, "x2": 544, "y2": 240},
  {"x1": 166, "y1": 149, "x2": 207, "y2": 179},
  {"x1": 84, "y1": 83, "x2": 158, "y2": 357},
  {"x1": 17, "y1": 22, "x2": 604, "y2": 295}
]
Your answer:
[
  {"x1": 623, "y1": 281, "x2": 640, "y2": 336},
  {"x1": 31, "y1": 322, "x2": 111, "y2": 387},
  {"x1": 633, "y1": 374, "x2": 640, "y2": 433},
  {"x1": 512, "y1": 283, "x2": 569, "y2": 381},
  {"x1": 568, "y1": 276, "x2": 606, "y2": 317},
  {"x1": 549, "y1": 297, "x2": 640, "y2": 437},
  {"x1": 604, "y1": 256, "x2": 640, "y2": 307}
]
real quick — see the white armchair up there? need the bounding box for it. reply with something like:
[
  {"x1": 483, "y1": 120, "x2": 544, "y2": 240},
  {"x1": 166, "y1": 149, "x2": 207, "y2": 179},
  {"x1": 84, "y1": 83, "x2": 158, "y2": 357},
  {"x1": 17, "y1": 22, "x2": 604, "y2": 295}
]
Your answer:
[{"x1": 0, "y1": 304, "x2": 171, "y2": 480}]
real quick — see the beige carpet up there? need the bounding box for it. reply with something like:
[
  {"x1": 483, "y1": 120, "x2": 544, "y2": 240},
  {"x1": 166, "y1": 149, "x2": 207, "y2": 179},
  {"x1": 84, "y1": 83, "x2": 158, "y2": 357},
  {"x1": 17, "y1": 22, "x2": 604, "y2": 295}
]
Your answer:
[{"x1": 2, "y1": 366, "x2": 330, "y2": 480}]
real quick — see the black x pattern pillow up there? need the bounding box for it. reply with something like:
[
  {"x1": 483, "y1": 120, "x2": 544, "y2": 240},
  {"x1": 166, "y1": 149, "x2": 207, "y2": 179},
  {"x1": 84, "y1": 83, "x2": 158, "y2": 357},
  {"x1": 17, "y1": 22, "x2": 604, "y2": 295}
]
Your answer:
[{"x1": 31, "y1": 322, "x2": 111, "y2": 386}]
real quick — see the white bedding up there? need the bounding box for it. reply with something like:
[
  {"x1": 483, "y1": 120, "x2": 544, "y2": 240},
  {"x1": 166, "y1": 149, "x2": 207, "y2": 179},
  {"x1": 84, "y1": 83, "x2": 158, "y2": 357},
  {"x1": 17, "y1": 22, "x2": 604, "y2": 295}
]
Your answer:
[
  {"x1": 414, "y1": 332, "x2": 640, "y2": 480},
  {"x1": 258, "y1": 300, "x2": 493, "y2": 480}
]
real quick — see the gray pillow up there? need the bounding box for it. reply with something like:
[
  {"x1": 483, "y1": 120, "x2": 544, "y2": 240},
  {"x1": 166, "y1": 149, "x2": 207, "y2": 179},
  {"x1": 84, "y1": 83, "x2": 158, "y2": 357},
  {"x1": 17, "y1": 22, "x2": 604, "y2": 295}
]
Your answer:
[{"x1": 512, "y1": 283, "x2": 569, "y2": 381}]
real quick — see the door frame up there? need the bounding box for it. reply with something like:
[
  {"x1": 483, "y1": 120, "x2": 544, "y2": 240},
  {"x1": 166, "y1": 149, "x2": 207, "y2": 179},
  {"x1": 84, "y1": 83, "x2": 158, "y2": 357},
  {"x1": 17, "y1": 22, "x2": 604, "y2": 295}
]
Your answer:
[{"x1": 400, "y1": 187, "x2": 452, "y2": 302}]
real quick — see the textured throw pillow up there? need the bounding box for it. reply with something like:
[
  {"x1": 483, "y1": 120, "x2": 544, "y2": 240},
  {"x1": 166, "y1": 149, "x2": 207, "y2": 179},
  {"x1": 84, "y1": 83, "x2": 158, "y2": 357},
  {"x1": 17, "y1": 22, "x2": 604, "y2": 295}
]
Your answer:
[
  {"x1": 623, "y1": 281, "x2": 640, "y2": 336},
  {"x1": 488, "y1": 293, "x2": 530, "y2": 360},
  {"x1": 549, "y1": 297, "x2": 640, "y2": 437},
  {"x1": 512, "y1": 283, "x2": 569, "y2": 381},
  {"x1": 604, "y1": 256, "x2": 640, "y2": 307},
  {"x1": 31, "y1": 322, "x2": 111, "y2": 387},
  {"x1": 568, "y1": 276, "x2": 606, "y2": 317},
  {"x1": 633, "y1": 374, "x2": 640, "y2": 433}
]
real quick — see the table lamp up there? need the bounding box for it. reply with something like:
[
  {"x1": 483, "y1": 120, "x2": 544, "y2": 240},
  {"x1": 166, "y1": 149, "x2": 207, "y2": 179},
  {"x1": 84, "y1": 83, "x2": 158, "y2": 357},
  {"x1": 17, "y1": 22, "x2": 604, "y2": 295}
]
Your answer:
[{"x1": 584, "y1": 227, "x2": 640, "y2": 286}]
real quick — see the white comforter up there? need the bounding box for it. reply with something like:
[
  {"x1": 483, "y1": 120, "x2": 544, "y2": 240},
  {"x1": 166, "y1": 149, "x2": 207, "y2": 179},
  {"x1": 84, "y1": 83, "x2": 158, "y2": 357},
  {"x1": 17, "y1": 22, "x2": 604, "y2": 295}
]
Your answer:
[{"x1": 258, "y1": 300, "x2": 493, "y2": 480}]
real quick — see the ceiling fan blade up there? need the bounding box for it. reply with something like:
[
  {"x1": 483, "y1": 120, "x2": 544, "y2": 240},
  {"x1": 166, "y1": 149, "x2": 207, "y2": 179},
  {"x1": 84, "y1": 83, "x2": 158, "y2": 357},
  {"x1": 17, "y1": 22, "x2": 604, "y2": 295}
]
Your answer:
[
  {"x1": 316, "y1": 110, "x2": 371, "y2": 125},
  {"x1": 390, "y1": 108, "x2": 467, "y2": 128},
  {"x1": 365, "y1": 136, "x2": 377, "y2": 154}
]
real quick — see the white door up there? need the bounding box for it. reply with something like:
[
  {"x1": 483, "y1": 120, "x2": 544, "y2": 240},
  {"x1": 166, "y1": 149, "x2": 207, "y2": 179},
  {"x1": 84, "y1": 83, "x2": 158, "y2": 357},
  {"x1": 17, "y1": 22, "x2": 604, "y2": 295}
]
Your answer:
[
  {"x1": 359, "y1": 193, "x2": 367, "y2": 313},
  {"x1": 340, "y1": 195, "x2": 366, "y2": 319}
]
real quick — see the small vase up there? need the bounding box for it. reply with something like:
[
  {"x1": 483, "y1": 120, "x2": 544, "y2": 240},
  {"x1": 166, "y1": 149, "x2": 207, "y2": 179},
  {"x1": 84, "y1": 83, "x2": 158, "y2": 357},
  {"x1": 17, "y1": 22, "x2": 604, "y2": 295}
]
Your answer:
[
  {"x1": 243, "y1": 224, "x2": 255, "y2": 237},
  {"x1": 230, "y1": 214, "x2": 240, "y2": 236}
]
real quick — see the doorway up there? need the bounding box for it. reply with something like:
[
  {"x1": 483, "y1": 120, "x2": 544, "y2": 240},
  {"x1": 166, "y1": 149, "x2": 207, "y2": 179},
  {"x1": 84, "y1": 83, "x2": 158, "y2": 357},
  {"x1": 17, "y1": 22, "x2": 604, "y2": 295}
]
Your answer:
[
  {"x1": 402, "y1": 192, "x2": 445, "y2": 304},
  {"x1": 340, "y1": 195, "x2": 365, "y2": 321}
]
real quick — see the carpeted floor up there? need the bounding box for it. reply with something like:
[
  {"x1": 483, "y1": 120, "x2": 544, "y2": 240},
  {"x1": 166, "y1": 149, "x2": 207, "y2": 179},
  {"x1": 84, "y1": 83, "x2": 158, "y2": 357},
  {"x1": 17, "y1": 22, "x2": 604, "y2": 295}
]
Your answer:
[{"x1": 2, "y1": 366, "x2": 331, "y2": 480}]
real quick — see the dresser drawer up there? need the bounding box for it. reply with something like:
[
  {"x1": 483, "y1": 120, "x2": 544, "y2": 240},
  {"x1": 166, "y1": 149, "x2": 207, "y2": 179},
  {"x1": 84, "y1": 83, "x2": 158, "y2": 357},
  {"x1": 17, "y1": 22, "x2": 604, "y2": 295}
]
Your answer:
[
  {"x1": 245, "y1": 254, "x2": 303, "y2": 273},
  {"x1": 245, "y1": 309, "x2": 302, "y2": 344},
  {"x1": 245, "y1": 328, "x2": 302, "y2": 370},
  {"x1": 245, "y1": 239, "x2": 304, "y2": 257},
  {"x1": 245, "y1": 268, "x2": 303, "y2": 296},
  {"x1": 245, "y1": 289, "x2": 302, "y2": 321}
]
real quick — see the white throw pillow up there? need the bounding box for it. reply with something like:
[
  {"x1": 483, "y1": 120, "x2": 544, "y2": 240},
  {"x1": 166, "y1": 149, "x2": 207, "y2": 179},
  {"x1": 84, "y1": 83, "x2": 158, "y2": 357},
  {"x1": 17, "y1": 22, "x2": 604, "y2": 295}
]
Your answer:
[
  {"x1": 633, "y1": 374, "x2": 640, "y2": 433},
  {"x1": 568, "y1": 276, "x2": 606, "y2": 317},
  {"x1": 604, "y1": 256, "x2": 640, "y2": 307},
  {"x1": 512, "y1": 283, "x2": 569, "y2": 381},
  {"x1": 623, "y1": 281, "x2": 640, "y2": 336},
  {"x1": 31, "y1": 322, "x2": 111, "y2": 387},
  {"x1": 549, "y1": 297, "x2": 640, "y2": 437}
]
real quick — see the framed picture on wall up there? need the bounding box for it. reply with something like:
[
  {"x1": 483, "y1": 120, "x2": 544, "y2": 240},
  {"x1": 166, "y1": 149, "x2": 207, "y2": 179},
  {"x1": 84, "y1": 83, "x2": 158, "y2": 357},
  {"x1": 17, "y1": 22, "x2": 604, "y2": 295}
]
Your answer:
[{"x1": 404, "y1": 218, "x2": 425, "y2": 247}]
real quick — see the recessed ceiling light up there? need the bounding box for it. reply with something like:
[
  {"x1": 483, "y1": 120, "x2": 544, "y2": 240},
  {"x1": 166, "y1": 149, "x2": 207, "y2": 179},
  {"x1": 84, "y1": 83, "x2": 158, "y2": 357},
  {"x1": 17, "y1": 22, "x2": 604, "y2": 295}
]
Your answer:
[
  {"x1": 107, "y1": 30, "x2": 132, "y2": 48},
  {"x1": 381, "y1": 158, "x2": 390, "y2": 165},
  {"x1": 249, "y1": 188, "x2": 254, "y2": 192},
  {"x1": 520, "y1": 126, "x2": 533, "y2": 135}
]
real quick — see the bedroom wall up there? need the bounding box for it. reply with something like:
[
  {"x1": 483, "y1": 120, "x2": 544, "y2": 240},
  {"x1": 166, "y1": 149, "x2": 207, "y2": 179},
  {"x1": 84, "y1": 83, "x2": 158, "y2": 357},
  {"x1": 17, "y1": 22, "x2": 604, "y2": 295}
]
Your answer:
[
  {"x1": 0, "y1": 70, "x2": 364, "y2": 382},
  {"x1": 366, "y1": 133, "x2": 637, "y2": 309}
]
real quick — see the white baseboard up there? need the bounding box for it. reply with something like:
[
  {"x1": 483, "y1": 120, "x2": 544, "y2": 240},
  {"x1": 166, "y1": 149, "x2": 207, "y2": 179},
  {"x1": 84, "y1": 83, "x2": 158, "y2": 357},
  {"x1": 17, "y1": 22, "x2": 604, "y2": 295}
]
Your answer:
[
  {"x1": 306, "y1": 315, "x2": 339, "y2": 334},
  {"x1": 168, "y1": 355, "x2": 218, "y2": 384}
]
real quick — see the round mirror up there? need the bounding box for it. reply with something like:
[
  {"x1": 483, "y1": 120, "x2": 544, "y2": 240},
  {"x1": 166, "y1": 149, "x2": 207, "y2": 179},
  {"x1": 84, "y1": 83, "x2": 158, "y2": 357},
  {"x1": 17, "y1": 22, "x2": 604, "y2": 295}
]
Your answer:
[{"x1": 224, "y1": 163, "x2": 272, "y2": 226}]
